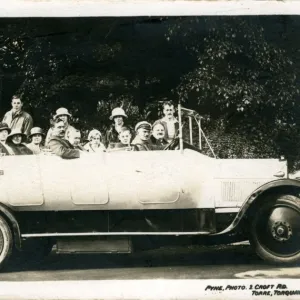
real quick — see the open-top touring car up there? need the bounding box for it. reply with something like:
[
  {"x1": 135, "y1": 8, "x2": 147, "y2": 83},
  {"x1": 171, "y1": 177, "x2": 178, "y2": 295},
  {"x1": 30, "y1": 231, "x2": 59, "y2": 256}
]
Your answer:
[{"x1": 0, "y1": 105, "x2": 299, "y2": 269}]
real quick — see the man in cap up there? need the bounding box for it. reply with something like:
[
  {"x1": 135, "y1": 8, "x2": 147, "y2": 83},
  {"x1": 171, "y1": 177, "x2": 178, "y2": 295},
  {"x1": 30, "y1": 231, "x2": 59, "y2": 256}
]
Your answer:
[
  {"x1": 48, "y1": 118, "x2": 81, "y2": 159},
  {"x1": 105, "y1": 107, "x2": 130, "y2": 148},
  {"x1": 2, "y1": 95, "x2": 33, "y2": 136},
  {"x1": 155, "y1": 101, "x2": 179, "y2": 143},
  {"x1": 132, "y1": 121, "x2": 154, "y2": 151},
  {"x1": 45, "y1": 107, "x2": 75, "y2": 146},
  {"x1": 26, "y1": 127, "x2": 45, "y2": 154},
  {"x1": 0, "y1": 123, "x2": 14, "y2": 155}
]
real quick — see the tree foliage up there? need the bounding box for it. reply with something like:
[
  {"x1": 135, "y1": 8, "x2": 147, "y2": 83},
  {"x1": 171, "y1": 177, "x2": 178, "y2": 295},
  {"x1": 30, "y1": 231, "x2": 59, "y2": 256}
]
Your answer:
[{"x1": 1, "y1": 17, "x2": 300, "y2": 169}]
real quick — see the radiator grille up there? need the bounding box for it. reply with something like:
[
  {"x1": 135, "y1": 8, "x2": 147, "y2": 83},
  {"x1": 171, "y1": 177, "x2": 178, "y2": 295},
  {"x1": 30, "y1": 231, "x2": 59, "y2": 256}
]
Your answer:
[{"x1": 221, "y1": 181, "x2": 265, "y2": 202}]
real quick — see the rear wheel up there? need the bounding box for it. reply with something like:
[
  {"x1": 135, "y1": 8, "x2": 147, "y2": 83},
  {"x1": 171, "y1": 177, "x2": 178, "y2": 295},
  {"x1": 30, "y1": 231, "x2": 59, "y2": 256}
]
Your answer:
[
  {"x1": 0, "y1": 216, "x2": 13, "y2": 269},
  {"x1": 250, "y1": 194, "x2": 300, "y2": 265}
]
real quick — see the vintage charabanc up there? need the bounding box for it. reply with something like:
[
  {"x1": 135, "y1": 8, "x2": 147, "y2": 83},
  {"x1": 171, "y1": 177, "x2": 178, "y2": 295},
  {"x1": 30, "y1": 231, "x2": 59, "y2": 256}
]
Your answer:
[{"x1": 0, "y1": 105, "x2": 299, "y2": 269}]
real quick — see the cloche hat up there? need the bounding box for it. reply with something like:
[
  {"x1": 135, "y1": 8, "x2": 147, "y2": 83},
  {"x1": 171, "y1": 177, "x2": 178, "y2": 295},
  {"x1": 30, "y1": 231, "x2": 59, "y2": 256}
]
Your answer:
[
  {"x1": 29, "y1": 127, "x2": 45, "y2": 138},
  {"x1": 54, "y1": 107, "x2": 72, "y2": 120},
  {"x1": 6, "y1": 129, "x2": 27, "y2": 143},
  {"x1": 0, "y1": 123, "x2": 11, "y2": 134},
  {"x1": 109, "y1": 107, "x2": 128, "y2": 120}
]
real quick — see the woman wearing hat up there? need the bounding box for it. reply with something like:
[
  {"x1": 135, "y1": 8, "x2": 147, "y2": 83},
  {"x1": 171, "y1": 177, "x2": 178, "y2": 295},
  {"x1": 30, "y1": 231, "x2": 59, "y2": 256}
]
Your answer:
[
  {"x1": 6, "y1": 129, "x2": 33, "y2": 155},
  {"x1": 45, "y1": 107, "x2": 75, "y2": 146},
  {"x1": 104, "y1": 107, "x2": 130, "y2": 148},
  {"x1": 0, "y1": 123, "x2": 14, "y2": 155},
  {"x1": 26, "y1": 127, "x2": 45, "y2": 154},
  {"x1": 84, "y1": 129, "x2": 106, "y2": 153}
]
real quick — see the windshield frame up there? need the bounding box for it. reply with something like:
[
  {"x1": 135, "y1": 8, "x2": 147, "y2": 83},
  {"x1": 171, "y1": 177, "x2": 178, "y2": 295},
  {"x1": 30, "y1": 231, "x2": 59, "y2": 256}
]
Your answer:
[{"x1": 178, "y1": 104, "x2": 216, "y2": 158}]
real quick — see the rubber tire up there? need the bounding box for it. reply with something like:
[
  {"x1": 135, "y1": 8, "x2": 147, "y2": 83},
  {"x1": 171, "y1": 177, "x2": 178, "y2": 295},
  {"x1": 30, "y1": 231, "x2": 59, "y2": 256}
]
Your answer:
[
  {"x1": 250, "y1": 194, "x2": 300, "y2": 265},
  {"x1": 0, "y1": 216, "x2": 13, "y2": 270}
]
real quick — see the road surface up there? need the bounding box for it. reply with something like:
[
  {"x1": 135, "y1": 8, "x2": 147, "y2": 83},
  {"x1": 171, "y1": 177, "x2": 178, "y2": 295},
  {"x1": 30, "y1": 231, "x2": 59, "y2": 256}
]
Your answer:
[{"x1": 0, "y1": 243, "x2": 299, "y2": 280}]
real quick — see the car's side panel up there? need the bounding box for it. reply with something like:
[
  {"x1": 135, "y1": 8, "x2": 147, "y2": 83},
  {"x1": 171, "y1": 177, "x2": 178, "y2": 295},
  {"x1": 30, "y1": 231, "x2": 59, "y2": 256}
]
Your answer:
[
  {"x1": 0, "y1": 155, "x2": 44, "y2": 206},
  {"x1": 214, "y1": 159, "x2": 288, "y2": 207},
  {"x1": 106, "y1": 151, "x2": 182, "y2": 205},
  {"x1": 38, "y1": 153, "x2": 109, "y2": 206}
]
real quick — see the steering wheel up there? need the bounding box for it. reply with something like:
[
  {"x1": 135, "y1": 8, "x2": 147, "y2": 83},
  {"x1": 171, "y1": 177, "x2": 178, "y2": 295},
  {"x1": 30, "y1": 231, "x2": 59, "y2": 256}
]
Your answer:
[{"x1": 163, "y1": 137, "x2": 180, "y2": 151}]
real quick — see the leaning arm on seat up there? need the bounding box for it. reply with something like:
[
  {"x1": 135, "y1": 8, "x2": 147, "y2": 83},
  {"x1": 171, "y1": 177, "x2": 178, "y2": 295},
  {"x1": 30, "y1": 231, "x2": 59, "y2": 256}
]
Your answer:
[{"x1": 48, "y1": 139, "x2": 80, "y2": 159}]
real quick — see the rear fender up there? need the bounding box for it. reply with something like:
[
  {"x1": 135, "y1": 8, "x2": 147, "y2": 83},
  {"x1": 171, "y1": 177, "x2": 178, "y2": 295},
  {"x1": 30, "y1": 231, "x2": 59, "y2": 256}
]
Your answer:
[
  {"x1": 0, "y1": 203, "x2": 21, "y2": 250},
  {"x1": 213, "y1": 179, "x2": 300, "y2": 236}
]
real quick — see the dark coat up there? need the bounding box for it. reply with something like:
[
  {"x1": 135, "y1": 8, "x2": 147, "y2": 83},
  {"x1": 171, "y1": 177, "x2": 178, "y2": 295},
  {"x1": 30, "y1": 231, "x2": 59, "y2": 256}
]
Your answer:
[
  {"x1": 6, "y1": 142, "x2": 33, "y2": 155},
  {"x1": 150, "y1": 136, "x2": 168, "y2": 150},
  {"x1": 132, "y1": 136, "x2": 155, "y2": 151},
  {"x1": 104, "y1": 124, "x2": 131, "y2": 147},
  {"x1": 0, "y1": 142, "x2": 11, "y2": 156},
  {"x1": 108, "y1": 142, "x2": 138, "y2": 151},
  {"x1": 48, "y1": 136, "x2": 80, "y2": 159}
]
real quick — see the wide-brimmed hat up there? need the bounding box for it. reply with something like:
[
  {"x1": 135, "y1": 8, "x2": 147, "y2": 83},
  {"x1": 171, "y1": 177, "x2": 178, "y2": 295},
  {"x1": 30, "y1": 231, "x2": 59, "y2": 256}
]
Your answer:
[
  {"x1": 109, "y1": 107, "x2": 128, "y2": 120},
  {"x1": 29, "y1": 127, "x2": 45, "y2": 138},
  {"x1": 135, "y1": 121, "x2": 152, "y2": 132},
  {"x1": 54, "y1": 107, "x2": 72, "y2": 120},
  {"x1": 6, "y1": 129, "x2": 27, "y2": 143},
  {"x1": 0, "y1": 123, "x2": 11, "y2": 134}
]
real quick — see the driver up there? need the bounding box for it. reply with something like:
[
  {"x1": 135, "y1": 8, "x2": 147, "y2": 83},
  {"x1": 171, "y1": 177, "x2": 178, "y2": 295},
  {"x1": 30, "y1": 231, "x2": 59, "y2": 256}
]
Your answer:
[
  {"x1": 150, "y1": 120, "x2": 168, "y2": 150},
  {"x1": 132, "y1": 121, "x2": 154, "y2": 151}
]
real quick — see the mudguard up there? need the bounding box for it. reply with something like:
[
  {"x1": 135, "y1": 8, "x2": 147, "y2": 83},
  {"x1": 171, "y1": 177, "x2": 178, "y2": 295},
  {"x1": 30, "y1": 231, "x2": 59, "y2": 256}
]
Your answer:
[
  {"x1": 213, "y1": 179, "x2": 300, "y2": 236},
  {"x1": 0, "y1": 203, "x2": 21, "y2": 249}
]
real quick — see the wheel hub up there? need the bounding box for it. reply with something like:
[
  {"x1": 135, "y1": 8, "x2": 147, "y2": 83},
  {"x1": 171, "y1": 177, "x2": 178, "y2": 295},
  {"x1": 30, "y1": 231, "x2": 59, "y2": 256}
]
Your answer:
[{"x1": 271, "y1": 221, "x2": 293, "y2": 242}]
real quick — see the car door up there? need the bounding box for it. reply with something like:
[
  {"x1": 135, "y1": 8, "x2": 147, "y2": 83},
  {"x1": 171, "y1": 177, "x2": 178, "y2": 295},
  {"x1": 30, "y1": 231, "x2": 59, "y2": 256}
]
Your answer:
[
  {"x1": 106, "y1": 150, "x2": 183, "y2": 206},
  {"x1": 39, "y1": 153, "x2": 109, "y2": 208}
]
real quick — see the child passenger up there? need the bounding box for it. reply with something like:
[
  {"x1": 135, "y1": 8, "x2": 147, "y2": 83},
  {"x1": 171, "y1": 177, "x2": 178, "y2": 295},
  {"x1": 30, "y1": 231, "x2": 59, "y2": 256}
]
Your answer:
[{"x1": 109, "y1": 126, "x2": 136, "y2": 151}]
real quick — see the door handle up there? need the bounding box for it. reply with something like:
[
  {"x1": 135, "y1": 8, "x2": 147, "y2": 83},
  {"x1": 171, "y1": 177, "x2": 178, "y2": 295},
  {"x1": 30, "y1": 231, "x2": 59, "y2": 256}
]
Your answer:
[{"x1": 135, "y1": 170, "x2": 142, "y2": 173}]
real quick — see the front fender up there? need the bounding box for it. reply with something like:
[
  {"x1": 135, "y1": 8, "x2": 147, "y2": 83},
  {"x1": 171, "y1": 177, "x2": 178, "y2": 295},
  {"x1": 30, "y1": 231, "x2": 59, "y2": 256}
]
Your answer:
[
  {"x1": 0, "y1": 203, "x2": 21, "y2": 249},
  {"x1": 213, "y1": 179, "x2": 300, "y2": 236}
]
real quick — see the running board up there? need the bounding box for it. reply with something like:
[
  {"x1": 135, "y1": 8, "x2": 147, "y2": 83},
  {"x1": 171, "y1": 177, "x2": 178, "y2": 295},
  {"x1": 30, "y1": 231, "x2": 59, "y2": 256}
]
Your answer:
[
  {"x1": 22, "y1": 231, "x2": 212, "y2": 238},
  {"x1": 56, "y1": 237, "x2": 132, "y2": 254}
]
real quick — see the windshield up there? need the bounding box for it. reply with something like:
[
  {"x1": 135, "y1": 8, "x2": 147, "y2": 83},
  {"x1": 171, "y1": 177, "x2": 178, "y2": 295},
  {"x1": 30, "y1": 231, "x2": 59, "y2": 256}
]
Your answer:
[{"x1": 178, "y1": 105, "x2": 216, "y2": 158}]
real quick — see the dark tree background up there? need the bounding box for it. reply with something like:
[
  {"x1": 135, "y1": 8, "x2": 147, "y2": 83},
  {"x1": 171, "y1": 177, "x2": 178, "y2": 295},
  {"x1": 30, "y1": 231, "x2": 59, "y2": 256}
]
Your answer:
[{"x1": 0, "y1": 16, "x2": 300, "y2": 169}]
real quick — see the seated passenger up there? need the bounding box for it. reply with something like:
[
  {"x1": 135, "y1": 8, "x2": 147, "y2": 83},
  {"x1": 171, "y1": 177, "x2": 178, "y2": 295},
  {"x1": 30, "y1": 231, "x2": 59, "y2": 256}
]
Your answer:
[
  {"x1": 45, "y1": 107, "x2": 75, "y2": 146},
  {"x1": 26, "y1": 127, "x2": 45, "y2": 154},
  {"x1": 0, "y1": 123, "x2": 14, "y2": 155},
  {"x1": 150, "y1": 121, "x2": 168, "y2": 150},
  {"x1": 66, "y1": 128, "x2": 86, "y2": 151},
  {"x1": 155, "y1": 101, "x2": 179, "y2": 143},
  {"x1": 84, "y1": 129, "x2": 106, "y2": 153},
  {"x1": 48, "y1": 118, "x2": 81, "y2": 159},
  {"x1": 104, "y1": 107, "x2": 129, "y2": 147},
  {"x1": 131, "y1": 121, "x2": 154, "y2": 151},
  {"x1": 6, "y1": 129, "x2": 33, "y2": 155},
  {"x1": 109, "y1": 126, "x2": 137, "y2": 151}
]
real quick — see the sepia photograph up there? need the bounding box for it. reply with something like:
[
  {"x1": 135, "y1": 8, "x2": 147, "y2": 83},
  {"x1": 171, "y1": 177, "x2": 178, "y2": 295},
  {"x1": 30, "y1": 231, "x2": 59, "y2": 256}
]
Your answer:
[{"x1": 0, "y1": 1, "x2": 300, "y2": 299}]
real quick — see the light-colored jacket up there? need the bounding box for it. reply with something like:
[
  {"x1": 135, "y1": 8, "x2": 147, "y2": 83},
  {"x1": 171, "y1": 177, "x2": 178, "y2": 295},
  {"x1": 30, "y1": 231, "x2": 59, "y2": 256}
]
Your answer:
[
  {"x1": 2, "y1": 110, "x2": 33, "y2": 136},
  {"x1": 83, "y1": 142, "x2": 106, "y2": 153},
  {"x1": 26, "y1": 143, "x2": 44, "y2": 155}
]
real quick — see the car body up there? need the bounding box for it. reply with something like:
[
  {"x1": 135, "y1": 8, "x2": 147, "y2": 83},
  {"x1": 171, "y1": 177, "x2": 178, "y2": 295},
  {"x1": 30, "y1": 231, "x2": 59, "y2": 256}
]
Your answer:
[{"x1": 0, "y1": 105, "x2": 299, "y2": 268}]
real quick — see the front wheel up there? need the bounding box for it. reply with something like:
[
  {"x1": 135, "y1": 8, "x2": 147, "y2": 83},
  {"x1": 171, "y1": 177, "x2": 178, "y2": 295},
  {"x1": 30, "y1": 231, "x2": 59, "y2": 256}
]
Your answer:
[
  {"x1": 0, "y1": 216, "x2": 13, "y2": 269},
  {"x1": 250, "y1": 194, "x2": 300, "y2": 265}
]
